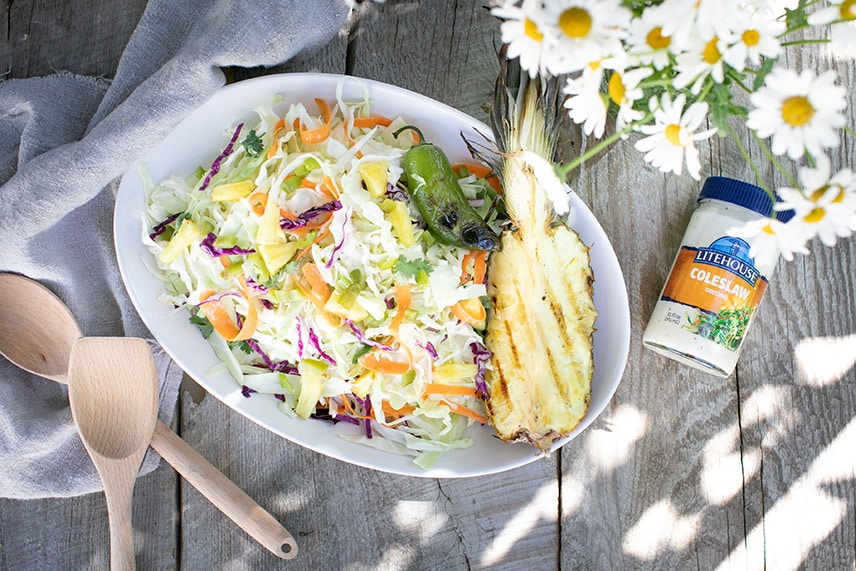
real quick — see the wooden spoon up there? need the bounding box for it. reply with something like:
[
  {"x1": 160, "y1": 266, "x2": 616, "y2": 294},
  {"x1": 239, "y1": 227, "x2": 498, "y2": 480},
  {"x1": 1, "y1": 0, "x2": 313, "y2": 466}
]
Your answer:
[
  {"x1": 68, "y1": 337, "x2": 158, "y2": 571},
  {"x1": 0, "y1": 273, "x2": 297, "y2": 559}
]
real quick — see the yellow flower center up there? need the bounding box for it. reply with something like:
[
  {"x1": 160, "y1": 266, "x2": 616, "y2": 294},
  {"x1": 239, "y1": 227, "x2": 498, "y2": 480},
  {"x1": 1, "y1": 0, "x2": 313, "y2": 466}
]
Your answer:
[
  {"x1": 742, "y1": 29, "x2": 760, "y2": 47},
  {"x1": 781, "y1": 96, "x2": 815, "y2": 127},
  {"x1": 810, "y1": 184, "x2": 845, "y2": 203},
  {"x1": 810, "y1": 184, "x2": 830, "y2": 202},
  {"x1": 805, "y1": 207, "x2": 826, "y2": 223},
  {"x1": 703, "y1": 37, "x2": 722, "y2": 64},
  {"x1": 665, "y1": 124, "x2": 684, "y2": 146},
  {"x1": 559, "y1": 7, "x2": 593, "y2": 39},
  {"x1": 761, "y1": 223, "x2": 776, "y2": 235},
  {"x1": 646, "y1": 26, "x2": 671, "y2": 50},
  {"x1": 524, "y1": 18, "x2": 544, "y2": 42},
  {"x1": 841, "y1": 0, "x2": 856, "y2": 20},
  {"x1": 608, "y1": 72, "x2": 625, "y2": 105}
]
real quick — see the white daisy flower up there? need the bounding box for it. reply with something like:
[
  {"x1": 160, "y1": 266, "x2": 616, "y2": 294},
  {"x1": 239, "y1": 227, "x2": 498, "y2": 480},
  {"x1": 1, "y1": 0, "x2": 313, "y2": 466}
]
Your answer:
[
  {"x1": 563, "y1": 62, "x2": 608, "y2": 138},
  {"x1": 543, "y1": 0, "x2": 631, "y2": 75},
  {"x1": 746, "y1": 68, "x2": 847, "y2": 160},
  {"x1": 830, "y1": 20, "x2": 856, "y2": 59},
  {"x1": 634, "y1": 93, "x2": 717, "y2": 180},
  {"x1": 602, "y1": 58, "x2": 652, "y2": 130},
  {"x1": 659, "y1": 0, "x2": 738, "y2": 52},
  {"x1": 674, "y1": 32, "x2": 732, "y2": 92},
  {"x1": 730, "y1": 216, "x2": 811, "y2": 266},
  {"x1": 625, "y1": 6, "x2": 675, "y2": 70},
  {"x1": 722, "y1": 11, "x2": 783, "y2": 68},
  {"x1": 492, "y1": 0, "x2": 555, "y2": 78},
  {"x1": 776, "y1": 155, "x2": 856, "y2": 246},
  {"x1": 807, "y1": 0, "x2": 856, "y2": 25}
]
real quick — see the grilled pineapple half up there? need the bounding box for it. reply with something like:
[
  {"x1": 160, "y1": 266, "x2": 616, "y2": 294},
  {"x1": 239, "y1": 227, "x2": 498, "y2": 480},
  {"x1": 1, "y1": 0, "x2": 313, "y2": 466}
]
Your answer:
[{"x1": 473, "y1": 55, "x2": 597, "y2": 453}]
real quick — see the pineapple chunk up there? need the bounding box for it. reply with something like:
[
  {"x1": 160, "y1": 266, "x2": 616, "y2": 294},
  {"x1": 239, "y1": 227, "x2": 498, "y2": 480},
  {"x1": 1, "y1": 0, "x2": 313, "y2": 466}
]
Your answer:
[
  {"x1": 158, "y1": 219, "x2": 199, "y2": 264},
  {"x1": 257, "y1": 242, "x2": 298, "y2": 276},
  {"x1": 383, "y1": 199, "x2": 415, "y2": 247},
  {"x1": 256, "y1": 190, "x2": 284, "y2": 245},
  {"x1": 209, "y1": 180, "x2": 255, "y2": 201},
  {"x1": 324, "y1": 292, "x2": 369, "y2": 321},
  {"x1": 295, "y1": 359, "x2": 328, "y2": 418},
  {"x1": 358, "y1": 160, "x2": 389, "y2": 198}
]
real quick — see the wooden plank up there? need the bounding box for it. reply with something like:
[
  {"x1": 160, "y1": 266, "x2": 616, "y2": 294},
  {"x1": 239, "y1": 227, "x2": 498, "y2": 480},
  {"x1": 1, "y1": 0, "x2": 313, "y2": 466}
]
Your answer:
[{"x1": 0, "y1": 0, "x2": 147, "y2": 79}]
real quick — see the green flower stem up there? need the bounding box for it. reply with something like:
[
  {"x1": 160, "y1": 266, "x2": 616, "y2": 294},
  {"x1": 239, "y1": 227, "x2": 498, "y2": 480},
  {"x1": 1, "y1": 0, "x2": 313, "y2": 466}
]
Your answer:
[
  {"x1": 726, "y1": 123, "x2": 773, "y2": 199},
  {"x1": 555, "y1": 121, "x2": 643, "y2": 179},
  {"x1": 780, "y1": 38, "x2": 831, "y2": 47},
  {"x1": 751, "y1": 130, "x2": 800, "y2": 188}
]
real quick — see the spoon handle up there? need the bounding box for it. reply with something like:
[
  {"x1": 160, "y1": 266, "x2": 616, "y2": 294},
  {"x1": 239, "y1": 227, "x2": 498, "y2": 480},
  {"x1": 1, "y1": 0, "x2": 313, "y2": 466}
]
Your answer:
[
  {"x1": 149, "y1": 421, "x2": 298, "y2": 560},
  {"x1": 103, "y1": 479, "x2": 136, "y2": 571}
]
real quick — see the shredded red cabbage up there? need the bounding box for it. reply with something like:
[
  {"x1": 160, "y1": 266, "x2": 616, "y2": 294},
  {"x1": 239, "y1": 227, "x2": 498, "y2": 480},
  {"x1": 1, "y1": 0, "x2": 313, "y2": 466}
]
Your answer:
[
  {"x1": 344, "y1": 320, "x2": 394, "y2": 351},
  {"x1": 241, "y1": 386, "x2": 257, "y2": 398},
  {"x1": 245, "y1": 337, "x2": 298, "y2": 375},
  {"x1": 308, "y1": 326, "x2": 336, "y2": 365},
  {"x1": 149, "y1": 212, "x2": 182, "y2": 240},
  {"x1": 470, "y1": 341, "x2": 491, "y2": 401},
  {"x1": 353, "y1": 395, "x2": 373, "y2": 439},
  {"x1": 199, "y1": 123, "x2": 244, "y2": 192},
  {"x1": 280, "y1": 200, "x2": 342, "y2": 230},
  {"x1": 385, "y1": 184, "x2": 408, "y2": 202},
  {"x1": 295, "y1": 316, "x2": 306, "y2": 360},
  {"x1": 325, "y1": 209, "x2": 351, "y2": 269},
  {"x1": 199, "y1": 233, "x2": 256, "y2": 257},
  {"x1": 195, "y1": 291, "x2": 242, "y2": 306},
  {"x1": 416, "y1": 340, "x2": 438, "y2": 360}
]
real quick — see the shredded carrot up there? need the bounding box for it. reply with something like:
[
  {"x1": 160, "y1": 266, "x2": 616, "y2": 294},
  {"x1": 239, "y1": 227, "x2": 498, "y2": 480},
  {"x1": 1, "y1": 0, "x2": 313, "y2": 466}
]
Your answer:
[
  {"x1": 294, "y1": 224, "x2": 332, "y2": 261},
  {"x1": 219, "y1": 255, "x2": 232, "y2": 268},
  {"x1": 199, "y1": 290, "x2": 240, "y2": 340},
  {"x1": 459, "y1": 251, "x2": 475, "y2": 284},
  {"x1": 472, "y1": 250, "x2": 487, "y2": 284},
  {"x1": 231, "y1": 278, "x2": 259, "y2": 341},
  {"x1": 381, "y1": 401, "x2": 416, "y2": 418},
  {"x1": 198, "y1": 278, "x2": 258, "y2": 342},
  {"x1": 451, "y1": 162, "x2": 502, "y2": 194},
  {"x1": 339, "y1": 394, "x2": 379, "y2": 421},
  {"x1": 423, "y1": 383, "x2": 479, "y2": 398},
  {"x1": 249, "y1": 192, "x2": 267, "y2": 216},
  {"x1": 389, "y1": 283, "x2": 412, "y2": 333},
  {"x1": 301, "y1": 263, "x2": 331, "y2": 303},
  {"x1": 353, "y1": 116, "x2": 392, "y2": 129},
  {"x1": 358, "y1": 352, "x2": 410, "y2": 375},
  {"x1": 267, "y1": 118, "x2": 286, "y2": 159},
  {"x1": 322, "y1": 175, "x2": 340, "y2": 199},
  {"x1": 451, "y1": 299, "x2": 486, "y2": 325},
  {"x1": 300, "y1": 99, "x2": 332, "y2": 144},
  {"x1": 441, "y1": 401, "x2": 488, "y2": 424},
  {"x1": 292, "y1": 277, "x2": 338, "y2": 326},
  {"x1": 300, "y1": 177, "x2": 317, "y2": 189}
]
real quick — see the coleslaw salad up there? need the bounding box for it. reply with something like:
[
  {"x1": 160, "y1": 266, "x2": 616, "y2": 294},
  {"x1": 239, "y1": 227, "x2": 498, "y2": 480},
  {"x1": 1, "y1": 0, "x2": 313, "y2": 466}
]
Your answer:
[{"x1": 143, "y1": 85, "x2": 501, "y2": 469}]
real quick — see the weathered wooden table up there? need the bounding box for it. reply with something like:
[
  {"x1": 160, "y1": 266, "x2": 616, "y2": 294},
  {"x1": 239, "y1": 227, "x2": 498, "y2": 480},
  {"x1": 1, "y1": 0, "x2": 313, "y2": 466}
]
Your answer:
[{"x1": 2, "y1": 1, "x2": 855, "y2": 569}]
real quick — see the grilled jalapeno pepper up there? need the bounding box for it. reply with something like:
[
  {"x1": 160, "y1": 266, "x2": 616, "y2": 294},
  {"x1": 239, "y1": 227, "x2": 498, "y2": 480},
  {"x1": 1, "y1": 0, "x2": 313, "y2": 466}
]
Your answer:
[{"x1": 395, "y1": 126, "x2": 498, "y2": 251}]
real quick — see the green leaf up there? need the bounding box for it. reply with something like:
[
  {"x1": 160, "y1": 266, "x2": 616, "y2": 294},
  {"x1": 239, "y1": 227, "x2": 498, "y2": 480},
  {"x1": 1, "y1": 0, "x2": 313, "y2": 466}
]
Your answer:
[
  {"x1": 232, "y1": 340, "x2": 254, "y2": 354},
  {"x1": 189, "y1": 311, "x2": 214, "y2": 339},
  {"x1": 394, "y1": 255, "x2": 433, "y2": 280},
  {"x1": 241, "y1": 129, "x2": 264, "y2": 157},
  {"x1": 753, "y1": 57, "x2": 778, "y2": 91}
]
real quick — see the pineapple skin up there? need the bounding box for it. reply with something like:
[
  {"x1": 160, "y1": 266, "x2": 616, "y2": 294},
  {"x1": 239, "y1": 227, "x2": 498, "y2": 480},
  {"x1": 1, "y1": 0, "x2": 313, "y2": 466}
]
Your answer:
[{"x1": 484, "y1": 158, "x2": 597, "y2": 453}]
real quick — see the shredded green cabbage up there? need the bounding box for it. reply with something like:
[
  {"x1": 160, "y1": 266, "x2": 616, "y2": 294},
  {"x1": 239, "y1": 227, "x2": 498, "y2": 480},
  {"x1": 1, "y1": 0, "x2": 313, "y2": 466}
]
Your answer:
[{"x1": 143, "y1": 88, "x2": 499, "y2": 468}]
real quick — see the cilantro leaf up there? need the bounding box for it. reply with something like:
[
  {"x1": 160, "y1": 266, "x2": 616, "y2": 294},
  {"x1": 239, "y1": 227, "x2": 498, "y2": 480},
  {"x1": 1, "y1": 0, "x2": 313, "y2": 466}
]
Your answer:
[
  {"x1": 394, "y1": 255, "x2": 433, "y2": 279},
  {"x1": 189, "y1": 311, "x2": 214, "y2": 339},
  {"x1": 241, "y1": 129, "x2": 264, "y2": 157}
]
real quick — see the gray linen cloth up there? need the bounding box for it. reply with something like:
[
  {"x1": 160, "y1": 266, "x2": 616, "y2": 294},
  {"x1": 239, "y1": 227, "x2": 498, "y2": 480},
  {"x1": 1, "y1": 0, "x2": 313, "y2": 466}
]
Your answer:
[{"x1": 0, "y1": 0, "x2": 350, "y2": 499}]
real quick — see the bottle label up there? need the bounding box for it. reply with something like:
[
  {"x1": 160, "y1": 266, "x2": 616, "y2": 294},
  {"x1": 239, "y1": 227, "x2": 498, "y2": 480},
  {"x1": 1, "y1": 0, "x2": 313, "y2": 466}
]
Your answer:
[{"x1": 660, "y1": 236, "x2": 767, "y2": 351}]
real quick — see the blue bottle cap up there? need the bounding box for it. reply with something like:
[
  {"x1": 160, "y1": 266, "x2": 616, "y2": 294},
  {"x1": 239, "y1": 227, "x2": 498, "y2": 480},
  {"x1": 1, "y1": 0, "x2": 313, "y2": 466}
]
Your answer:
[{"x1": 699, "y1": 176, "x2": 794, "y2": 222}]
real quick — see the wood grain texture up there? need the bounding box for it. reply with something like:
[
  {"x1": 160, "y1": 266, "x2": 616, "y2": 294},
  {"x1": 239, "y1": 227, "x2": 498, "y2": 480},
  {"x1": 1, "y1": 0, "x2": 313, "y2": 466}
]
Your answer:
[{"x1": 2, "y1": 1, "x2": 855, "y2": 570}]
